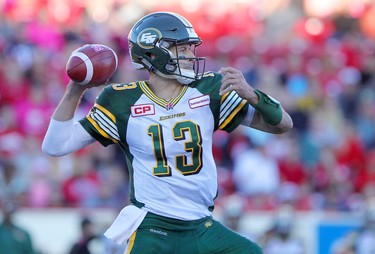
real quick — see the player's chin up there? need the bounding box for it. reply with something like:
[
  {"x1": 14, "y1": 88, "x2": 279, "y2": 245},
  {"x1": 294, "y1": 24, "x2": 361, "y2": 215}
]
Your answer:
[{"x1": 179, "y1": 63, "x2": 193, "y2": 70}]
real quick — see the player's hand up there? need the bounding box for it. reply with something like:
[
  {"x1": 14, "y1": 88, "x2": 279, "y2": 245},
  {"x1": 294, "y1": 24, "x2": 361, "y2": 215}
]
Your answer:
[
  {"x1": 66, "y1": 80, "x2": 107, "y2": 97},
  {"x1": 218, "y1": 67, "x2": 259, "y2": 104},
  {"x1": 68, "y1": 80, "x2": 107, "y2": 90}
]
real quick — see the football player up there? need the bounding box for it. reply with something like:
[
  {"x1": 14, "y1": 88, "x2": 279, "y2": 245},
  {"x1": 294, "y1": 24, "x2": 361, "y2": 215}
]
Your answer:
[{"x1": 42, "y1": 12, "x2": 293, "y2": 254}]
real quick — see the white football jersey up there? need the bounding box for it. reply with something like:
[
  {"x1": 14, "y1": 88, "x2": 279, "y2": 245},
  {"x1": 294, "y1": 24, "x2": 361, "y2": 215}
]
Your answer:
[{"x1": 80, "y1": 72, "x2": 253, "y2": 220}]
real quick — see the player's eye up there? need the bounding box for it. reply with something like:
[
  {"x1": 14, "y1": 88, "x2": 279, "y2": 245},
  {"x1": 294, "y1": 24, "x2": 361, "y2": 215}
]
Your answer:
[{"x1": 178, "y1": 45, "x2": 191, "y2": 52}]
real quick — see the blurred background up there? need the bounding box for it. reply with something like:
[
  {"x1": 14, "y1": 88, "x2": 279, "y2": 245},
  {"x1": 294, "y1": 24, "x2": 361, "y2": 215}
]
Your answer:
[{"x1": 1, "y1": 0, "x2": 375, "y2": 253}]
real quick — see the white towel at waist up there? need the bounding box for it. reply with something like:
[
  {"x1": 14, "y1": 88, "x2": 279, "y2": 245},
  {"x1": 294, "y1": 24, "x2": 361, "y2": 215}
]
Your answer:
[{"x1": 104, "y1": 205, "x2": 147, "y2": 244}]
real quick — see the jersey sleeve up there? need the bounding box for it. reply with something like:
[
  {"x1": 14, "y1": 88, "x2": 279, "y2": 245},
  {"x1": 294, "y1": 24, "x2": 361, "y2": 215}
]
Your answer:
[
  {"x1": 218, "y1": 90, "x2": 249, "y2": 132},
  {"x1": 79, "y1": 85, "x2": 121, "y2": 147},
  {"x1": 193, "y1": 72, "x2": 251, "y2": 132},
  {"x1": 199, "y1": 72, "x2": 249, "y2": 133}
]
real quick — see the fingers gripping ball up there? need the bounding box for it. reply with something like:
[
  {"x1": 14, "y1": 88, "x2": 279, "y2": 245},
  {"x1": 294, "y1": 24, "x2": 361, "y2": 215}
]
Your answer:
[{"x1": 66, "y1": 44, "x2": 118, "y2": 85}]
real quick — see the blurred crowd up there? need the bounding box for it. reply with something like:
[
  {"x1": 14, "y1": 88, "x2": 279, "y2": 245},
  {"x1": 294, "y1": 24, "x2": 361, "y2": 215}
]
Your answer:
[{"x1": 1, "y1": 0, "x2": 375, "y2": 221}]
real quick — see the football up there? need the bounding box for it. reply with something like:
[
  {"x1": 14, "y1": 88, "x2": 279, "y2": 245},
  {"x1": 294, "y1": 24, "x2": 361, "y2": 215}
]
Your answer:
[{"x1": 66, "y1": 44, "x2": 118, "y2": 85}]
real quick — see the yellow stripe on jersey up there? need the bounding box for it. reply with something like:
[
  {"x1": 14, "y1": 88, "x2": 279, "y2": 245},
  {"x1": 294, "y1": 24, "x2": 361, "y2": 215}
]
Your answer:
[
  {"x1": 219, "y1": 100, "x2": 247, "y2": 129},
  {"x1": 220, "y1": 91, "x2": 230, "y2": 102},
  {"x1": 88, "y1": 103, "x2": 120, "y2": 142},
  {"x1": 87, "y1": 115, "x2": 119, "y2": 143},
  {"x1": 140, "y1": 81, "x2": 165, "y2": 107},
  {"x1": 126, "y1": 231, "x2": 137, "y2": 254},
  {"x1": 219, "y1": 91, "x2": 247, "y2": 129},
  {"x1": 140, "y1": 81, "x2": 188, "y2": 109},
  {"x1": 94, "y1": 103, "x2": 116, "y2": 123},
  {"x1": 172, "y1": 85, "x2": 188, "y2": 104}
]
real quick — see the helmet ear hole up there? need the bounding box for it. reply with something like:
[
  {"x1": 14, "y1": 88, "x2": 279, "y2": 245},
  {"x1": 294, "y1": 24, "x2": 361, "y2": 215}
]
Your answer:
[
  {"x1": 160, "y1": 40, "x2": 171, "y2": 49},
  {"x1": 145, "y1": 52, "x2": 154, "y2": 59},
  {"x1": 166, "y1": 64, "x2": 177, "y2": 72}
]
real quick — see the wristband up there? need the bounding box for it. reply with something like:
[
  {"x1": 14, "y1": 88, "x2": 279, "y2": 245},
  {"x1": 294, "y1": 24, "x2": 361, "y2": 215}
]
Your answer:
[{"x1": 251, "y1": 89, "x2": 282, "y2": 126}]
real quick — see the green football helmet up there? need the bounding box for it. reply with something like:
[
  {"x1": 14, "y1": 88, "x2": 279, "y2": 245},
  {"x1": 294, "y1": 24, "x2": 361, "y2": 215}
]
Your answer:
[{"x1": 128, "y1": 12, "x2": 206, "y2": 84}]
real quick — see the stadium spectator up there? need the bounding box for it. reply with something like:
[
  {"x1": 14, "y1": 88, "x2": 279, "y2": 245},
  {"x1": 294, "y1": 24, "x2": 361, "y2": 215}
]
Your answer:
[
  {"x1": 68, "y1": 217, "x2": 97, "y2": 254},
  {"x1": 232, "y1": 143, "x2": 280, "y2": 210},
  {"x1": 0, "y1": 159, "x2": 28, "y2": 206},
  {"x1": 0, "y1": 200, "x2": 35, "y2": 254},
  {"x1": 260, "y1": 204, "x2": 305, "y2": 254}
]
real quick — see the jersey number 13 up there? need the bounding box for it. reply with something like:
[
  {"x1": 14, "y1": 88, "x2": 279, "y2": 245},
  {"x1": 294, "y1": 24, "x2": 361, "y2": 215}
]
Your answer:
[{"x1": 148, "y1": 120, "x2": 203, "y2": 177}]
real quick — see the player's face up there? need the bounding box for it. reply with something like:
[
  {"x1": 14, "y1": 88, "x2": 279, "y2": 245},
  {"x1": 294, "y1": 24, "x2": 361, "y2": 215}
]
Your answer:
[{"x1": 171, "y1": 44, "x2": 195, "y2": 70}]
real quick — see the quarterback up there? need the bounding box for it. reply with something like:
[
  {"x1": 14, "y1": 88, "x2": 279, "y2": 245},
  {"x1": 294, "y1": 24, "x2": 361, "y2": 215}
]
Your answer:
[{"x1": 42, "y1": 12, "x2": 293, "y2": 254}]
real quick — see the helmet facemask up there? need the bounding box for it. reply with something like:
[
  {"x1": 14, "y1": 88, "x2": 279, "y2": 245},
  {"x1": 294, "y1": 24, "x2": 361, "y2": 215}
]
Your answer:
[{"x1": 158, "y1": 40, "x2": 205, "y2": 84}]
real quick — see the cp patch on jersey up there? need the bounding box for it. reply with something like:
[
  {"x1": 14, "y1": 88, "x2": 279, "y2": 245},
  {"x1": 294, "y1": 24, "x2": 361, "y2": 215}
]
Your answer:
[{"x1": 131, "y1": 103, "x2": 155, "y2": 117}]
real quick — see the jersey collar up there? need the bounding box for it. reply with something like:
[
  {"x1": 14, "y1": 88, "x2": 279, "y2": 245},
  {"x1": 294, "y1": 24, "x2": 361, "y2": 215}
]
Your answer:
[{"x1": 140, "y1": 81, "x2": 188, "y2": 110}]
